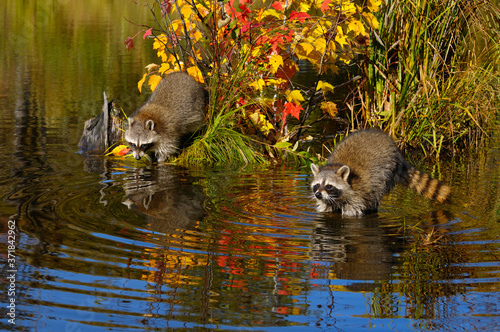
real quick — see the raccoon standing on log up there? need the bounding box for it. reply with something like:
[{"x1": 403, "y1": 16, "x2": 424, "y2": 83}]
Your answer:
[
  {"x1": 125, "y1": 71, "x2": 208, "y2": 162},
  {"x1": 310, "y1": 129, "x2": 451, "y2": 217}
]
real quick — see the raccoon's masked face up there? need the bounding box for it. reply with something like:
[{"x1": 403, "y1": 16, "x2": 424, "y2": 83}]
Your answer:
[
  {"x1": 310, "y1": 164, "x2": 351, "y2": 209},
  {"x1": 125, "y1": 118, "x2": 158, "y2": 160}
]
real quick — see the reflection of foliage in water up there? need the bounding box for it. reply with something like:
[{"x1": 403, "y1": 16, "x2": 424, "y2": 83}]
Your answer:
[
  {"x1": 135, "y1": 167, "x2": 314, "y2": 326},
  {"x1": 373, "y1": 227, "x2": 467, "y2": 320}
]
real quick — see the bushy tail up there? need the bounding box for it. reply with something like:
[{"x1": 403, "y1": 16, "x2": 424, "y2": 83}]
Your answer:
[{"x1": 407, "y1": 168, "x2": 451, "y2": 203}]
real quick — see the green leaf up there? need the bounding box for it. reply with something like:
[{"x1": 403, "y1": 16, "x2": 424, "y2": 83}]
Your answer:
[{"x1": 274, "y1": 141, "x2": 292, "y2": 149}]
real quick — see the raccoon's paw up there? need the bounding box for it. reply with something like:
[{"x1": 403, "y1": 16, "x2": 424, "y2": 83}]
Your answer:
[
  {"x1": 315, "y1": 200, "x2": 332, "y2": 213},
  {"x1": 341, "y1": 205, "x2": 364, "y2": 218}
]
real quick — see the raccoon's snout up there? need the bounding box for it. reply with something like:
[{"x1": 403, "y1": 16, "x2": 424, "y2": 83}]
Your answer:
[
  {"x1": 131, "y1": 150, "x2": 144, "y2": 160},
  {"x1": 314, "y1": 191, "x2": 323, "y2": 199}
]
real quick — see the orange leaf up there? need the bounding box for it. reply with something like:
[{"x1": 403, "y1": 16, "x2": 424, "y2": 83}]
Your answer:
[
  {"x1": 109, "y1": 145, "x2": 131, "y2": 156},
  {"x1": 321, "y1": 0, "x2": 332, "y2": 13},
  {"x1": 320, "y1": 101, "x2": 338, "y2": 118}
]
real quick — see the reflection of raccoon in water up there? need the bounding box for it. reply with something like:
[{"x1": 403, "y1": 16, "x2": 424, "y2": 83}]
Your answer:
[
  {"x1": 125, "y1": 71, "x2": 208, "y2": 162},
  {"x1": 122, "y1": 166, "x2": 206, "y2": 231},
  {"x1": 311, "y1": 129, "x2": 451, "y2": 217}
]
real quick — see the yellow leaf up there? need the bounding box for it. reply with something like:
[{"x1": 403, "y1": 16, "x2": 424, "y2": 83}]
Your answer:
[
  {"x1": 320, "y1": 101, "x2": 338, "y2": 118},
  {"x1": 172, "y1": 21, "x2": 183, "y2": 33},
  {"x1": 249, "y1": 78, "x2": 266, "y2": 91},
  {"x1": 107, "y1": 144, "x2": 131, "y2": 156},
  {"x1": 159, "y1": 63, "x2": 171, "y2": 75},
  {"x1": 248, "y1": 112, "x2": 260, "y2": 125},
  {"x1": 180, "y1": 3, "x2": 192, "y2": 18},
  {"x1": 313, "y1": 0, "x2": 325, "y2": 10},
  {"x1": 192, "y1": 30, "x2": 203, "y2": 42},
  {"x1": 259, "y1": 117, "x2": 274, "y2": 135},
  {"x1": 158, "y1": 50, "x2": 168, "y2": 62},
  {"x1": 297, "y1": 42, "x2": 315, "y2": 56},
  {"x1": 298, "y1": 2, "x2": 311, "y2": 12},
  {"x1": 241, "y1": 44, "x2": 251, "y2": 56},
  {"x1": 314, "y1": 38, "x2": 326, "y2": 55},
  {"x1": 193, "y1": 48, "x2": 203, "y2": 60},
  {"x1": 317, "y1": 81, "x2": 334, "y2": 94},
  {"x1": 269, "y1": 54, "x2": 283, "y2": 74},
  {"x1": 335, "y1": 26, "x2": 349, "y2": 47},
  {"x1": 153, "y1": 34, "x2": 167, "y2": 50},
  {"x1": 138, "y1": 73, "x2": 147, "y2": 93},
  {"x1": 266, "y1": 78, "x2": 286, "y2": 86},
  {"x1": 248, "y1": 112, "x2": 274, "y2": 136},
  {"x1": 327, "y1": 40, "x2": 336, "y2": 54},
  {"x1": 172, "y1": 61, "x2": 185, "y2": 71},
  {"x1": 187, "y1": 66, "x2": 204, "y2": 83},
  {"x1": 286, "y1": 90, "x2": 305, "y2": 103},
  {"x1": 367, "y1": 0, "x2": 383, "y2": 12},
  {"x1": 261, "y1": 8, "x2": 281, "y2": 20},
  {"x1": 148, "y1": 74, "x2": 163, "y2": 92},
  {"x1": 363, "y1": 12, "x2": 380, "y2": 29},
  {"x1": 251, "y1": 46, "x2": 262, "y2": 58},
  {"x1": 347, "y1": 20, "x2": 367, "y2": 37},
  {"x1": 196, "y1": 3, "x2": 209, "y2": 16},
  {"x1": 341, "y1": 2, "x2": 356, "y2": 15},
  {"x1": 167, "y1": 53, "x2": 177, "y2": 63}
]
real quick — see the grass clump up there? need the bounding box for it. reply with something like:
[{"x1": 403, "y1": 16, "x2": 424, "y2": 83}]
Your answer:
[
  {"x1": 356, "y1": 0, "x2": 500, "y2": 157},
  {"x1": 176, "y1": 59, "x2": 268, "y2": 166}
]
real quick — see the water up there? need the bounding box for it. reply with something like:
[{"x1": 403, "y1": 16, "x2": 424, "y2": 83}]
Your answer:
[{"x1": 1, "y1": 0, "x2": 500, "y2": 331}]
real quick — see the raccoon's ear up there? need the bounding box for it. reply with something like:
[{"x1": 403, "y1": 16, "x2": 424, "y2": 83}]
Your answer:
[
  {"x1": 311, "y1": 163, "x2": 320, "y2": 177},
  {"x1": 145, "y1": 119, "x2": 155, "y2": 131},
  {"x1": 337, "y1": 165, "x2": 350, "y2": 182}
]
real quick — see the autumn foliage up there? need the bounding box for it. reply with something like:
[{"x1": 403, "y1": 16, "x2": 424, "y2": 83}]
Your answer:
[{"x1": 128, "y1": 0, "x2": 382, "y2": 162}]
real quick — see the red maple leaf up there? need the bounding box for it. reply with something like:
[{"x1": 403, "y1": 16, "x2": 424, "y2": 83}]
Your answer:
[
  {"x1": 143, "y1": 28, "x2": 153, "y2": 39},
  {"x1": 271, "y1": 1, "x2": 285, "y2": 11},
  {"x1": 241, "y1": 21, "x2": 253, "y2": 34},
  {"x1": 124, "y1": 37, "x2": 134, "y2": 52},
  {"x1": 281, "y1": 101, "x2": 303, "y2": 131},
  {"x1": 237, "y1": 4, "x2": 251, "y2": 20},
  {"x1": 285, "y1": 101, "x2": 303, "y2": 120},
  {"x1": 289, "y1": 11, "x2": 309, "y2": 23},
  {"x1": 255, "y1": 34, "x2": 270, "y2": 46}
]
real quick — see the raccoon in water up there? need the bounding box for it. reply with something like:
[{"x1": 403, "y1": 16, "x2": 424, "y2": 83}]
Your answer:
[
  {"x1": 310, "y1": 129, "x2": 451, "y2": 217},
  {"x1": 125, "y1": 71, "x2": 208, "y2": 163}
]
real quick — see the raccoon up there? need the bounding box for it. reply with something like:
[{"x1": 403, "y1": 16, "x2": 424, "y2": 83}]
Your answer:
[
  {"x1": 125, "y1": 71, "x2": 208, "y2": 162},
  {"x1": 310, "y1": 129, "x2": 451, "y2": 217}
]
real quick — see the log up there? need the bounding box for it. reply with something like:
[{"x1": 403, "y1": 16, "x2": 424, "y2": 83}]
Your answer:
[{"x1": 78, "y1": 92, "x2": 126, "y2": 153}]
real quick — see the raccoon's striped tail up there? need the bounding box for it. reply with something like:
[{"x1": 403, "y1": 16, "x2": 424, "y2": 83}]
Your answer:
[{"x1": 407, "y1": 168, "x2": 451, "y2": 203}]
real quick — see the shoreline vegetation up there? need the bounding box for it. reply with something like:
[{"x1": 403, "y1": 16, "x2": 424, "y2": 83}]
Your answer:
[{"x1": 124, "y1": 0, "x2": 500, "y2": 165}]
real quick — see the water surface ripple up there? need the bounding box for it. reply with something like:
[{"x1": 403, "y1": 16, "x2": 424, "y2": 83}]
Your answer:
[{"x1": 1, "y1": 153, "x2": 500, "y2": 331}]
